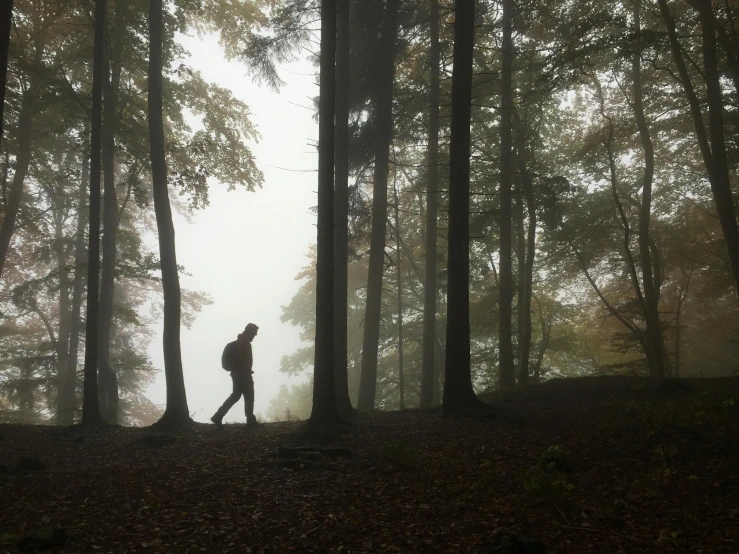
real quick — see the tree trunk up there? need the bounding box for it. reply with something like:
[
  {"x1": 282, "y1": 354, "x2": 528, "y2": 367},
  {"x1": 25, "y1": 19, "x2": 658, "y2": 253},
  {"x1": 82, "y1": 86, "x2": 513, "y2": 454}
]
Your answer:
[
  {"x1": 0, "y1": 0, "x2": 12, "y2": 146},
  {"x1": 98, "y1": 5, "x2": 123, "y2": 423},
  {"x1": 514, "y1": 183, "x2": 526, "y2": 384},
  {"x1": 357, "y1": 0, "x2": 399, "y2": 412},
  {"x1": 57, "y1": 149, "x2": 89, "y2": 426},
  {"x1": 633, "y1": 0, "x2": 666, "y2": 379},
  {"x1": 81, "y1": 0, "x2": 106, "y2": 427},
  {"x1": 420, "y1": 0, "x2": 440, "y2": 408},
  {"x1": 658, "y1": 0, "x2": 739, "y2": 298},
  {"x1": 394, "y1": 183, "x2": 405, "y2": 410},
  {"x1": 442, "y1": 0, "x2": 486, "y2": 415},
  {"x1": 310, "y1": 0, "x2": 340, "y2": 427},
  {"x1": 498, "y1": 0, "x2": 515, "y2": 389},
  {"x1": 149, "y1": 0, "x2": 190, "y2": 428},
  {"x1": 515, "y1": 120, "x2": 536, "y2": 387},
  {"x1": 54, "y1": 180, "x2": 71, "y2": 422},
  {"x1": 333, "y1": 0, "x2": 353, "y2": 416}
]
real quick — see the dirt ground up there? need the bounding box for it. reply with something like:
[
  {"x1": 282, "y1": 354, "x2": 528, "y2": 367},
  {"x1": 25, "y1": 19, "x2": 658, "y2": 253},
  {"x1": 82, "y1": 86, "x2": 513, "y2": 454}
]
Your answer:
[{"x1": 1, "y1": 376, "x2": 737, "y2": 553}]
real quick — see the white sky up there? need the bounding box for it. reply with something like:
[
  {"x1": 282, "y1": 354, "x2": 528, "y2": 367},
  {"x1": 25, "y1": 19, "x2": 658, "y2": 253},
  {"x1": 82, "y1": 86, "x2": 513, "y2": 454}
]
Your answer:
[{"x1": 146, "y1": 33, "x2": 318, "y2": 423}]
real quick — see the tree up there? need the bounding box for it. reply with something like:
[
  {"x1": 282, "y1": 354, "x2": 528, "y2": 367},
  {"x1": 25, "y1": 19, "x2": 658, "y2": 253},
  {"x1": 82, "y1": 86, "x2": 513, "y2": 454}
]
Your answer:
[
  {"x1": 148, "y1": 0, "x2": 190, "y2": 428},
  {"x1": 443, "y1": 0, "x2": 488, "y2": 415},
  {"x1": 81, "y1": 0, "x2": 106, "y2": 427},
  {"x1": 333, "y1": 0, "x2": 353, "y2": 416},
  {"x1": 357, "y1": 0, "x2": 400, "y2": 412},
  {"x1": 498, "y1": 0, "x2": 515, "y2": 388},
  {"x1": 0, "y1": 0, "x2": 12, "y2": 145},
  {"x1": 420, "y1": 0, "x2": 441, "y2": 408},
  {"x1": 310, "y1": 0, "x2": 341, "y2": 427}
]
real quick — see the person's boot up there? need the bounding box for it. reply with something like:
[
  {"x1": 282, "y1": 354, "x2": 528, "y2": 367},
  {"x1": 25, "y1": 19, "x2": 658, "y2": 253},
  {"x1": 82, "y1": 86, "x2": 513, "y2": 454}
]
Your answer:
[
  {"x1": 210, "y1": 414, "x2": 224, "y2": 429},
  {"x1": 246, "y1": 416, "x2": 262, "y2": 429}
]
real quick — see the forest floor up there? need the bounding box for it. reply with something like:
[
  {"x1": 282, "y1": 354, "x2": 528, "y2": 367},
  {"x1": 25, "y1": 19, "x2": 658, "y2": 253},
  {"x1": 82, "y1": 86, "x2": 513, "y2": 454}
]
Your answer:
[{"x1": 0, "y1": 376, "x2": 738, "y2": 554}]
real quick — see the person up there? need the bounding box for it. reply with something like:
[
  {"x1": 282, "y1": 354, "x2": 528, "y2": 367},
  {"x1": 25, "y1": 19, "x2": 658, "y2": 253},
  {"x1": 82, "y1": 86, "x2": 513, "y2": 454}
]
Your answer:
[{"x1": 211, "y1": 323, "x2": 261, "y2": 428}]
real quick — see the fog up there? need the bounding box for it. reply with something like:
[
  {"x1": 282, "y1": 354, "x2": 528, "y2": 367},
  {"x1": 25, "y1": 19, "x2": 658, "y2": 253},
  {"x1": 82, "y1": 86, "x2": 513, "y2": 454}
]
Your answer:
[{"x1": 146, "y1": 33, "x2": 318, "y2": 422}]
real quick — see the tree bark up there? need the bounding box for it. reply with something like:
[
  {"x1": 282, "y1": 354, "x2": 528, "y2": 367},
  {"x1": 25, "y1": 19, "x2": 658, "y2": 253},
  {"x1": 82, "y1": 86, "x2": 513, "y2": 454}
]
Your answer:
[
  {"x1": 82, "y1": 0, "x2": 106, "y2": 426},
  {"x1": 0, "y1": 0, "x2": 12, "y2": 146},
  {"x1": 633, "y1": 0, "x2": 666, "y2": 379},
  {"x1": 394, "y1": 183, "x2": 405, "y2": 410},
  {"x1": 333, "y1": 0, "x2": 353, "y2": 416},
  {"x1": 149, "y1": 0, "x2": 190, "y2": 427},
  {"x1": 514, "y1": 182, "x2": 526, "y2": 384},
  {"x1": 357, "y1": 0, "x2": 399, "y2": 412},
  {"x1": 420, "y1": 0, "x2": 440, "y2": 408},
  {"x1": 310, "y1": 0, "x2": 340, "y2": 427},
  {"x1": 658, "y1": 0, "x2": 739, "y2": 298},
  {"x1": 498, "y1": 0, "x2": 515, "y2": 388},
  {"x1": 442, "y1": 0, "x2": 486, "y2": 415},
  {"x1": 98, "y1": 3, "x2": 123, "y2": 423},
  {"x1": 57, "y1": 149, "x2": 89, "y2": 426},
  {"x1": 53, "y1": 170, "x2": 71, "y2": 422}
]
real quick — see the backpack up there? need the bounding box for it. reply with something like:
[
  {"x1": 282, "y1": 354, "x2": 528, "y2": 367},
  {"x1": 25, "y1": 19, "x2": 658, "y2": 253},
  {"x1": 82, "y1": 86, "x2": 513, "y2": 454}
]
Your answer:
[{"x1": 221, "y1": 341, "x2": 239, "y2": 371}]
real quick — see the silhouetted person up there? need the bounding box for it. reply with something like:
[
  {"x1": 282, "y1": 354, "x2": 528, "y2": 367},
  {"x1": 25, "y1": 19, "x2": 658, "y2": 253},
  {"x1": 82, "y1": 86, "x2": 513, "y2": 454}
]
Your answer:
[{"x1": 211, "y1": 323, "x2": 261, "y2": 428}]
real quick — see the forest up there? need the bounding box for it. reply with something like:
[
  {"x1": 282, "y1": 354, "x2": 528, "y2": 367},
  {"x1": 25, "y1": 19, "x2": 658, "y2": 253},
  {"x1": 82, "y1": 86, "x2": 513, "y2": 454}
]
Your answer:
[{"x1": 1, "y1": 0, "x2": 738, "y2": 552}]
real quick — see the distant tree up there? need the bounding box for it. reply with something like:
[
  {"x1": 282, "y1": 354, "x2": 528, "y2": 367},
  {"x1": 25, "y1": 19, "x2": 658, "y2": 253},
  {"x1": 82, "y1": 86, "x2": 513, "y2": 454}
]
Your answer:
[
  {"x1": 148, "y1": 0, "x2": 190, "y2": 428},
  {"x1": 498, "y1": 0, "x2": 515, "y2": 389},
  {"x1": 310, "y1": 0, "x2": 341, "y2": 427},
  {"x1": 82, "y1": 0, "x2": 106, "y2": 427},
  {"x1": 358, "y1": 0, "x2": 400, "y2": 412},
  {"x1": 420, "y1": 0, "x2": 441, "y2": 408}
]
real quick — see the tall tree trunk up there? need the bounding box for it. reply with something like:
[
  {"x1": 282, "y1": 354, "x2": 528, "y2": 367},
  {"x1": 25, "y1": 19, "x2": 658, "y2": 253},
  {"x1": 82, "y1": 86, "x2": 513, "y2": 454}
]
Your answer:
[
  {"x1": 149, "y1": 0, "x2": 190, "y2": 428},
  {"x1": 394, "y1": 183, "x2": 405, "y2": 410},
  {"x1": 514, "y1": 180, "x2": 527, "y2": 385},
  {"x1": 357, "y1": 0, "x2": 399, "y2": 412},
  {"x1": 0, "y1": 0, "x2": 12, "y2": 146},
  {"x1": 54, "y1": 180, "x2": 71, "y2": 422},
  {"x1": 498, "y1": 0, "x2": 515, "y2": 388},
  {"x1": 442, "y1": 0, "x2": 486, "y2": 415},
  {"x1": 82, "y1": 0, "x2": 106, "y2": 426},
  {"x1": 98, "y1": 4, "x2": 123, "y2": 423},
  {"x1": 420, "y1": 0, "x2": 440, "y2": 408},
  {"x1": 310, "y1": 0, "x2": 340, "y2": 427},
  {"x1": 658, "y1": 0, "x2": 739, "y2": 298},
  {"x1": 515, "y1": 119, "x2": 536, "y2": 386},
  {"x1": 0, "y1": 40, "x2": 42, "y2": 280},
  {"x1": 333, "y1": 0, "x2": 353, "y2": 416},
  {"x1": 633, "y1": 0, "x2": 666, "y2": 379},
  {"x1": 58, "y1": 149, "x2": 89, "y2": 425}
]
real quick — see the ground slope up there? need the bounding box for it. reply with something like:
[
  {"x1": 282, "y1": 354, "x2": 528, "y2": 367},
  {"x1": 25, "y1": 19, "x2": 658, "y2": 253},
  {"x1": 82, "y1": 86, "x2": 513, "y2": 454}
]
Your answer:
[{"x1": 1, "y1": 376, "x2": 737, "y2": 553}]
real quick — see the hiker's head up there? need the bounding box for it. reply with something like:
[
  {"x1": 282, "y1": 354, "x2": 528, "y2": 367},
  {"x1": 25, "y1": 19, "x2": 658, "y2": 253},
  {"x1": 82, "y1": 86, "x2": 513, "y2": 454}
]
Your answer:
[{"x1": 243, "y1": 323, "x2": 259, "y2": 341}]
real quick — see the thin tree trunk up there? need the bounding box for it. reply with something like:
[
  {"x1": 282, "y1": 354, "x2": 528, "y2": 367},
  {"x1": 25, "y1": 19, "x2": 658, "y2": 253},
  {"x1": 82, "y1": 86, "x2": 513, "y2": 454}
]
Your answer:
[
  {"x1": 633, "y1": 0, "x2": 666, "y2": 379},
  {"x1": 58, "y1": 149, "x2": 89, "y2": 426},
  {"x1": 149, "y1": 0, "x2": 190, "y2": 428},
  {"x1": 674, "y1": 270, "x2": 691, "y2": 379},
  {"x1": 333, "y1": 0, "x2": 353, "y2": 416},
  {"x1": 658, "y1": 0, "x2": 739, "y2": 298},
  {"x1": 358, "y1": 0, "x2": 399, "y2": 412},
  {"x1": 514, "y1": 183, "x2": 526, "y2": 384},
  {"x1": 310, "y1": 0, "x2": 340, "y2": 427},
  {"x1": 394, "y1": 183, "x2": 405, "y2": 410},
  {"x1": 514, "y1": 131, "x2": 535, "y2": 386},
  {"x1": 442, "y1": 0, "x2": 487, "y2": 415},
  {"x1": 498, "y1": 0, "x2": 515, "y2": 388},
  {"x1": 98, "y1": 4, "x2": 123, "y2": 423},
  {"x1": 82, "y1": 0, "x2": 106, "y2": 426},
  {"x1": 420, "y1": 0, "x2": 440, "y2": 408},
  {"x1": 0, "y1": 0, "x2": 12, "y2": 146},
  {"x1": 54, "y1": 182, "x2": 71, "y2": 422}
]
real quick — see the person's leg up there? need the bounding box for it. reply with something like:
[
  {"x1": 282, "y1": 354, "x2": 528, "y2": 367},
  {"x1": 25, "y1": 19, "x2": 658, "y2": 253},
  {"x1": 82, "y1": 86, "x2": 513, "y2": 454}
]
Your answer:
[
  {"x1": 211, "y1": 373, "x2": 243, "y2": 427},
  {"x1": 245, "y1": 374, "x2": 259, "y2": 426}
]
